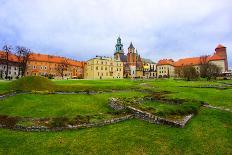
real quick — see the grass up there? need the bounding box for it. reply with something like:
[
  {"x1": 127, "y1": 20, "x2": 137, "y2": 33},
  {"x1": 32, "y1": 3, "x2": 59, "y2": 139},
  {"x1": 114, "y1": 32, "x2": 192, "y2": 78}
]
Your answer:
[
  {"x1": 9, "y1": 76, "x2": 55, "y2": 92},
  {"x1": 0, "y1": 91, "x2": 147, "y2": 118},
  {"x1": 0, "y1": 109, "x2": 231, "y2": 154},
  {"x1": 0, "y1": 80, "x2": 10, "y2": 94},
  {"x1": 140, "y1": 100, "x2": 201, "y2": 117},
  {"x1": 0, "y1": 77, "x2": 231, "y2": 154}
]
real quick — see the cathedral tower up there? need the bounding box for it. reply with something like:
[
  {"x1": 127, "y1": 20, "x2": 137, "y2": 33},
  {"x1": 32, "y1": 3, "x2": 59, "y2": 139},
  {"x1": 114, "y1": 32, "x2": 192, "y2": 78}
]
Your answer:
[
  {"x1": 127, "y1": 42, "x2": 137, "y2": 66},
  {"x1": 114, "y1": 37, "x2": 124, "y2": 61},
  {"x1": 215, "y1": 44, "x2": 228, "y2": 71}
]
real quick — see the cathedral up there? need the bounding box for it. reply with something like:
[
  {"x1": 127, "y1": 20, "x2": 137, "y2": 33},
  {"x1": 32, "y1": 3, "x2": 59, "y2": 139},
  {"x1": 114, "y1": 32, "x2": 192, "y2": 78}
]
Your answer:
[{"x1": 114, "y1": 37, "x2": 143, "y2": 78}]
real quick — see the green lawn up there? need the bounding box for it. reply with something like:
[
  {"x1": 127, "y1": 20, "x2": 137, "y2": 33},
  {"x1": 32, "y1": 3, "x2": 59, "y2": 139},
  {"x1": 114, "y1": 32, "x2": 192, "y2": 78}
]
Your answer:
[
  {"x1": 0, "y1": 80, "x2": 10, "y2": 94},
  {"x1": 0, "y1": 78, "x2": 231, "y2": 154},
  {"x1": 0, "y1": 91, "x2": 146, "y2": 118},
  {"x1": 0, "y1": 109, "x2": 231, "y2": 154},
  {"x1": 140, "y1": 100, "x2": 201, "y2": 117}
]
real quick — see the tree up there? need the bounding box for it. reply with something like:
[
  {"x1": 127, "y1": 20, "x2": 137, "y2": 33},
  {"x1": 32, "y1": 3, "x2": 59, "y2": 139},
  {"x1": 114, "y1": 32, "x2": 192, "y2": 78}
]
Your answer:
[
  {"x1": 199, "y1": 55, "x2": 209, "y2": 78},
  {"x1": 174, "y1": 67, "x2": 183, "y2": 78},
  {"x1": 177, "y1": 66, "x2": 198, "y2": 81},
  {"x1": 56, "y1": 59, "x2": 69, "y2": 79},
  {"x1": 2, "y1": 45, "x2": 12, "y2": 79},
  {"x1": 205, "y1": 63, "x2": 221, "y2": 80},
  {"x1": 199, "y1": 55, "x2": 221, "y2": 80},
  {"x1": 0, "y1": 70, "x2": 3, "y2": 79},
  {"x1": 15, "y1": 46, "x2": 31, "y2": 77}
]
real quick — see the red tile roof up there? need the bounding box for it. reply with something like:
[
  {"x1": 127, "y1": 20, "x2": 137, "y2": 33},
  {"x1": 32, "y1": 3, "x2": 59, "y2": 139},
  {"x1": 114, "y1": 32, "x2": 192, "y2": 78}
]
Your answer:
[
  {"x1": 0, "y1": 51, "x2": 84, "y2": 67},
  {"x1": 157, "y1": 59, "x2": 174, "y2": 66},
  {"x1": 174, "y1": 57, "x2": 201, "y2": 67},
  {"x1": 0, "y1": 51, "x2": 18, "y2": 62},
  {"x1": 208, "y1": 54, "x2": 225, "y2": 61},
  {"x1": 157, "y1": 44, "x2": 226, "y2": 67}
]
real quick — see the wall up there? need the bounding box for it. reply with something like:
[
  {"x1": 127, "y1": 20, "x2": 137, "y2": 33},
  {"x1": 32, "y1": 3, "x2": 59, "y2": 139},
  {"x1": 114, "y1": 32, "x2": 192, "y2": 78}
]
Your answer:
[
  {"x1": 157, "y1": 65, "x2": 175, "y2": 78},
  {"x1": 85, "y1": 57, "x2": 123, "y2": 80}
]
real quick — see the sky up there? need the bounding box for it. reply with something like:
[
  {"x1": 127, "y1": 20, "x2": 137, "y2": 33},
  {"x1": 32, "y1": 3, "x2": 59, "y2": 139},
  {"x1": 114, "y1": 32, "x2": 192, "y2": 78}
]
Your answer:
[{"x1": 0, "y1": 0, "x2": 231, "y2": 67}]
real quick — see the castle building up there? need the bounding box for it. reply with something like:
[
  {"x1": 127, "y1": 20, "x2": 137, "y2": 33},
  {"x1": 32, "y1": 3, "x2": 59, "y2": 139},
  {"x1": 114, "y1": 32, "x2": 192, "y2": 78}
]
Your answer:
[
  {"x1": 0, "y1": 51, "x2": 21, "y2": 79},
  {"x1": 84, "y1": 56, "x2": 123, "y2": 80},
  {"x1": 114, "y1": 37, "x2": 143, "y2": 78},
  {"x1": 157, "y1": 44, "x2": 229, "y2": 78},
  {"x1": 142, "y1": 59, "x2": 157, "y2": 78},
  {"x1": 26, "y1": 53, "x2": 85, "y2": 79},
  {"x1": 0, "y1": 51, "x2": 85, "y2": 79}
]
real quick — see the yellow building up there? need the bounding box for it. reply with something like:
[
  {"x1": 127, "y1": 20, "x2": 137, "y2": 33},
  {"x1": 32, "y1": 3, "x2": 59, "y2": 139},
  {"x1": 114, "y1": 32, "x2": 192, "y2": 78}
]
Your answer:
[
  {"x1": 157, "y1": 59, "x2": 175, "y2": 78},
  {"x1": 84, "y1": 56, "x2": 123, "y2": 80}
]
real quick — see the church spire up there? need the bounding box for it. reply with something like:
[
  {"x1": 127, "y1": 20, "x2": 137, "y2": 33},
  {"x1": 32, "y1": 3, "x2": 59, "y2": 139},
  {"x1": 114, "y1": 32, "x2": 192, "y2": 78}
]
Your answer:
[{"x1": 115, "y1": 36, "x2": 124, "y2": 54}]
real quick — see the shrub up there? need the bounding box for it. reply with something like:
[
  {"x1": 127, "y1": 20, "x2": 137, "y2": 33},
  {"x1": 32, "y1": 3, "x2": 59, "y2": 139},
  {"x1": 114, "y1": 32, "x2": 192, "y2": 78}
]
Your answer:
[
  {"x1": 10, "y1": 76, "x2": 55, "y2": 92},
  {"x1": 50, "y1": 117, "x2": 69, "y2": 127},
  {"x1": 0, "y1": 115, "x2": 20, "y2": 127}
]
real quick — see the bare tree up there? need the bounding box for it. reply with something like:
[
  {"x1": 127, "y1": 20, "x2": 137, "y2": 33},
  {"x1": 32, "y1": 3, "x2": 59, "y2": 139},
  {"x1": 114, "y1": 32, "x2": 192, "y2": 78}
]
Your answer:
[
  {"x1": 205, "y1": 63, "x2": 221, "y2": 80},
  {"x1": 180, "y1": 66, "x2": 199, "y2": 81},
  {"x1": 174, "y1": 67, "x2": 183, "y2": 78},
  {"x1": 2, "y1": 45, "x2": 12, "y2": 79},
  {"x1": 199, "y1": 55, "x2": 221, "y2": 80},
  {"x1": 199, "y1": 55, "x2": 209, "y2": 78},
  {"x1": 15, "y1": 46, "x2": 31, "y2": 77},
  {"x1": 56, "y1": 59, "x2": 69, "y2": 79}
]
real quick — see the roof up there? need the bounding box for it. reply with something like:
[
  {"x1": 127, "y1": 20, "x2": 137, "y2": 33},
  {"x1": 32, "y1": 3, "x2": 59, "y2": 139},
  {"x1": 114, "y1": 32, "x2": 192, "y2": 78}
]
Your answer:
[
  {"x1": 157, "y1": 59, "x2": 174, "y2": 66},
  {"x1": 215, "y1": 44, "x2": 226, "y2": 49},
  {"x1": 0, "y1": 51, "x2": 84, "y2": 67},
  {"x1": 174, "y1": 57, "x2": 201, "y2": 67},
  {"x1": 0, "y1": 51, "x2": 18, "y2": 62},
  {"x1": 128, "y1": 42, "x2": 135, "y2": 49},
  {"x1": 208, "y1": 54, "x2": 225, "y2": 61},
  {"x1": 158, "y1": 53, "x2": 225, "y2": 67},
  {"x1": 119, "y1": 54, "x2": 127, "y2": 62},
  {"x1": 142, "y1": 58, "x2": 155, "y2": 64},
  {"x1": 29, "y1": 53, "x2": 84, "y2": 67}
]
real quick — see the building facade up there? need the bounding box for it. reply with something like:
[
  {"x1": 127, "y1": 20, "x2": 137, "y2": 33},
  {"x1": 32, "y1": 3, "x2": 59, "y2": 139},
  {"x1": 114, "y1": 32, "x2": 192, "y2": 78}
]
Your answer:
[
  {"x1": 0, "y1": 51, "x2": 21, "y2": 79},
  {"x1": 84, "y1": 56, "x2": 123, "y2": 80},
  {"x1": 26, "y1": 53, "x2": 85, "y2": 79},
  {"x1": 157, "y1": 44, "x2": 229, "y2": 78},
  {"x1": 114, "y1": 37, "x2": 143, "y2": 78},
  {"x1": 142, "y1": 59, "x2": 157, "y2": 78}
]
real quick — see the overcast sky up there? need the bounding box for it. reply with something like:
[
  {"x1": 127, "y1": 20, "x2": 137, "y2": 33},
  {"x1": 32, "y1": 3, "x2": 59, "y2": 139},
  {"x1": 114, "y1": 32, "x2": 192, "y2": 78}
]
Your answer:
[{"x1": 0, "y1": 0, "x2": 231, "y2": 67}]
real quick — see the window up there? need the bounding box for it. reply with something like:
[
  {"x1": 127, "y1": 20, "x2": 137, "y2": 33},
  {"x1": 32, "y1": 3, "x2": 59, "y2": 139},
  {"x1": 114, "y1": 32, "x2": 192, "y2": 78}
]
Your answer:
[
  {"x1": 33, "y1": 66, "x2": 36, "y2": 69},
  {"x1": 105, "y1": 67, "x2": 107, "y2": 70},
  {"x1": 96, "y1": 66, "x2": 98, "y2": 70},
  {"x1": 41, "y1": 66, "x2": 43, "y2": 70},
  {"x1": 44, "y1": 66, "x2": 47, "y2": 70},
  {"x1": 101, "y1": 66, "x2": 103, "y2": 70}
]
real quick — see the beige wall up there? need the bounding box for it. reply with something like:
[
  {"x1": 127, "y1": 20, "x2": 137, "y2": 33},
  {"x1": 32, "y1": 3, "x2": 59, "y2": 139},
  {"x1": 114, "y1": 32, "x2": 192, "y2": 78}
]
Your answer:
[
  {"x1": 84, "y1": 57, "x2": 123, "y2": 80},
  {"x1": 209, "y1": 60, "x2": 225, "y2": 72},
  {"x1": 157, "y1": 65, "x2": 175, "y2": 78}
]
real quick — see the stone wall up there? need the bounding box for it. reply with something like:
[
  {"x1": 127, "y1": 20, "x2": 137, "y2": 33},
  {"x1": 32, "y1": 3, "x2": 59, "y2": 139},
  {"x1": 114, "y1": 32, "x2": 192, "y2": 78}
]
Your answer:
[
  {"x1": 127, "y1": 106, "x2": 193, "y2": 128},
  {"x1": 109, "y1": 97, "x2": 194, "y2": 128},
  {"x1": 0, "y1": 115, "x2": 134, "y2": 132}
]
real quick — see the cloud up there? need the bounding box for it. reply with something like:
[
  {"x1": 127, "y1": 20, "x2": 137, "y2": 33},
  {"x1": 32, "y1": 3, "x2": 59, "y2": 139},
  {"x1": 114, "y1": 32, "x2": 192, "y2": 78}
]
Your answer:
[{"x1": 0, "y1": 0, "x2": 231, "y2": 67}]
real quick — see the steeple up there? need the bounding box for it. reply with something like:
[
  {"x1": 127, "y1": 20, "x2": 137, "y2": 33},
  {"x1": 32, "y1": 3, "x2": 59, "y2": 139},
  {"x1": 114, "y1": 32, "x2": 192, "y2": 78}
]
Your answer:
[
  {"x1": 128, "y1": 42, "x2": 135, "y2": 50},
  {"x1": 115, "y1": 36, "x2": 124, "y2": 54},
  {"x1": 128, "y1": 42, "x2": 135, "y2": 53}
]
